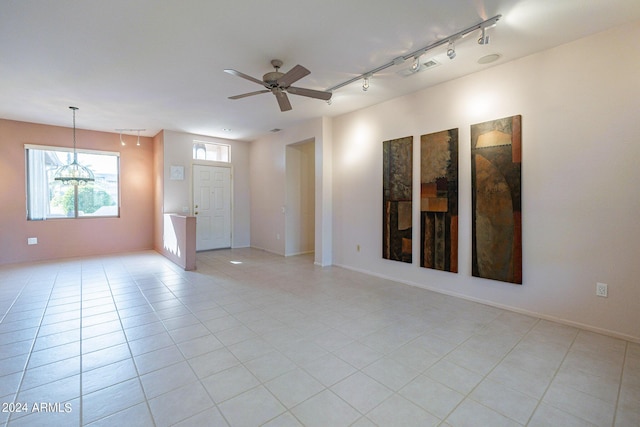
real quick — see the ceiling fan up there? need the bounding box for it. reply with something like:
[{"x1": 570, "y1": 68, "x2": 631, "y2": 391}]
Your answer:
[{"x1": 224, "y1": 59, "x2": 332, "y2": 112}]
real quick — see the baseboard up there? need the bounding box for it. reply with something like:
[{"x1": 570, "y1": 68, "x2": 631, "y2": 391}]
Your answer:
[
  {"x1": 333, "y1": 263, "x2": 640, "y2": 344},
  {"x1": 285, "y1": 250, "x2": 314, "y2": 257},
  {"x1": 249, "y1": 245, "x2": 284, "y2": 257}
]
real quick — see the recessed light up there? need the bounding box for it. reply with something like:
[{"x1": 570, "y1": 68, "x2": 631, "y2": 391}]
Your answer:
[{"x1": 477, "y1": 54, "x2": 501, "y2": 64}]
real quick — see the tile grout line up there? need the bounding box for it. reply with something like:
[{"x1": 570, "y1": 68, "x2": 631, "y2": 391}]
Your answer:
[
  {"x1": 422, "y1": 316, "x2": 542, "y2": 426},
  {"x1": 125, "y1": 258, "x2": 225, "y2": 426},
  {"x1": 79, "y1": 262, "x2": 84, "y2": 426},
  {"x1": 4, "y1": 250, "x2": 635, "y2": 427},
  {"x1": 217, "y1": 262, "x2": 478, "y2": 425},
  {"x1": 611, "y1": 341, "x2": 628, "y2": 427},
  {"x1": 0, "y1": 277, "x2": 32, "y2": 325},
  {"x1": 6, "y1": 268, "x2": 59, "y2": 425},
  {"x1": 524, "y1": 326, "x2": 581, "y2": 426},
  {"x1": 84, "y1": 257, "x2": 159, "y2": 427},
  {"x1": 168, "y1": 255, "x2": 338, "y2": 426},
  {"x1": 147, "y1": 271, "x2": 230, "y2": 425},
  {"x1": 178, "y1": 258, "x2": 324, "y2": 421}
]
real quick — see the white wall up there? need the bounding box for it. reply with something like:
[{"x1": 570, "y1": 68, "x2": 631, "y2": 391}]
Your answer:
[
  {"x1": 250, "y1": 117, "x2": 332, "y2": 265},
  {"x1": 331, "y1": 21, "x2": 640, "y2": 341},
  {"x1": 162, "y1": 129, "x2": 251, "y2": 248}
]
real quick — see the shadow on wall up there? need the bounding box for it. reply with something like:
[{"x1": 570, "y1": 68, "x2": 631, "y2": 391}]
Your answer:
[{"x1": 162, "y1": 213, "x2": 196, "y2": 270}]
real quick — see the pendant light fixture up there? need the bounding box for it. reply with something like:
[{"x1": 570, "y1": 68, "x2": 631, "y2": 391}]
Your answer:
[{"x1": 54, "y1": 106, "x2": 95, "y2": 186}]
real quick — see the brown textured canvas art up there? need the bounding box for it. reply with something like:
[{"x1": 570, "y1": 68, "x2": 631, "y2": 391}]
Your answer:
[
  {"x1": 383, "y1": 136, "x2": 413, "y2": 263},
  {"x1": 420, "y1": 129, "x2": 458, "y2": 272},
  {"x1": 471, "y1": 115, "x2": 522, "y2": 284}
]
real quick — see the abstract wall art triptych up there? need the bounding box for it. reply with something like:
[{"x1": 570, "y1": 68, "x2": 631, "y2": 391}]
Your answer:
[{"x1": 382, "y1": 115, "x2": 522, "y2": 285}]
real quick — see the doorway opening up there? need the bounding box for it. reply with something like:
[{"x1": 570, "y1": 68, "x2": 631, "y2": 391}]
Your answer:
[{"x1": 285, "y1": 140, "x2": 315, "y2": 257}]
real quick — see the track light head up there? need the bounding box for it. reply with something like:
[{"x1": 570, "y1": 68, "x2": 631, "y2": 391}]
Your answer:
[
  {"x1": 362, "y1": 75, "x2": 370, "y2": 91},
  {"x1": 116, "y1": 128, "x2": 145, "y2": 147},
  {"x1": 411, "y1": 56, "x2": 421, "y2": 72},
  {"x1": 478, "y1": 27, "x2": 490, "y2": 45},
  {"x1": 446, "y1": 41, "x2": 456, "y2": 60}
]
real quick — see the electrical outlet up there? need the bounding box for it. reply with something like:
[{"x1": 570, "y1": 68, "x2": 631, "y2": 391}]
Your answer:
[
  {"x1": 27, "y1": 237, "x2": 37, "y2": 245},
  {"x1": 596, "y1": 282, "x2": 608, "y2": 298}
]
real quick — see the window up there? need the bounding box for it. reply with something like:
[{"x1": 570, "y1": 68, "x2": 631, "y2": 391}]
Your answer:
[
  {"x1": 25, "y1": 145, "x2": 120, "y2": 220},
  {"x1": 193, "y1": 141, "x2": 230, "y2": 162}
]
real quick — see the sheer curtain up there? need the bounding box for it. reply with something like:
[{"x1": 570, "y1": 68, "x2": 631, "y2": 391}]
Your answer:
[{"x1": 27, "y1": 149, "x2": 50, "y2": 220}]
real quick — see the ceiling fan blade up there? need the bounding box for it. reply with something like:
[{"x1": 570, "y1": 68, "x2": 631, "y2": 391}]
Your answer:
[
  {"x1": 224, "y1": 69, "x2": 265, "y2": 86},
  {"x1": 273, "y1": 90, "x2": 292, "y2": 112},
  {"x1": 287, "y1": 86, "x2": 332, "y2": 101},
  {"x1": 228, "y1": 89, "x2": 270, "y2": 100},
  {"x1": 276, "y1": 65, "x2": 310, "y2": 87}
]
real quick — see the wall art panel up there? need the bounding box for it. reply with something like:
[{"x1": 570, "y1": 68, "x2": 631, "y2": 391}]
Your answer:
[
  {"x1": 471, "y1": 115, "x2": 522, "y2": 284},
  {"x1": 383, "y1": 136, "x2": 413, "y2": 263},
  {"x1": 420, "y1": 129, "x2": 458, "y2": 272}
]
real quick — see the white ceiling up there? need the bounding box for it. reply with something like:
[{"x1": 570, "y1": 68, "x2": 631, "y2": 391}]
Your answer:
[{"x1": 1, "y1": 1, "x2": 639, "y2": 141}]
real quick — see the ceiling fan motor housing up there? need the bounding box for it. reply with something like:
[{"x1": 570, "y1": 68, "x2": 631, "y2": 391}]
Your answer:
[{"x1": 263, "y1": 71, "x2": 285, "y2": 86}]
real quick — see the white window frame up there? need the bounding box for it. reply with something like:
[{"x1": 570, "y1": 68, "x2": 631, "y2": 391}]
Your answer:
[
  {"x1": 25, "y1": 144, "x2": 120, "y2": 220},
  {"x1": 193, "y1": 141, "x2": 231, "y2": 163}
]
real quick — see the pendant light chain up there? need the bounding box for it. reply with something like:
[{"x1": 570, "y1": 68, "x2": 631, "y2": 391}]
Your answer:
[{"x1": 71, "y1": 106, "x2": 78, "y2": 163}]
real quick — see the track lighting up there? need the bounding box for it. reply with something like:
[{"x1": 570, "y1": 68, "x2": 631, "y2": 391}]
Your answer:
[
  {"x1": 446, "y1": 41, "x2": 456, "y2": 60},
  {"x1": 325, "y1": 14, "x2": 501, "y2": 93},
  {"x1": 116, "y1": 129, "x2": 146, "y2": 147}
]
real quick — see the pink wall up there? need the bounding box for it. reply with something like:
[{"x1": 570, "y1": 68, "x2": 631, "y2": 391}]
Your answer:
[
  {"x1": 0, "y1": 119, "x2": 155, "y2": 265},
  {"x1": 153, "y1": 131, "x2": 164, "y2": 253}
]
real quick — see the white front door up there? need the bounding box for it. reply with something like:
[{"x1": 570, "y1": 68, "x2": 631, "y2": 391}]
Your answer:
[{"x1": 193, "y1": 165, "x2": 231, "y2": 250}]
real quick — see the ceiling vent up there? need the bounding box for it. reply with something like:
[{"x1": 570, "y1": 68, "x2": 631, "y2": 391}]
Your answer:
[{"x1": 396, "y1": 59, "x2": 440, "y2": 77}]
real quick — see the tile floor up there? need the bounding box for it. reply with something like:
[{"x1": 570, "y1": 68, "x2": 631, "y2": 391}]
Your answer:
[{"x1": 0, "y1": 249, "x2": 638, "y2": 427}]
